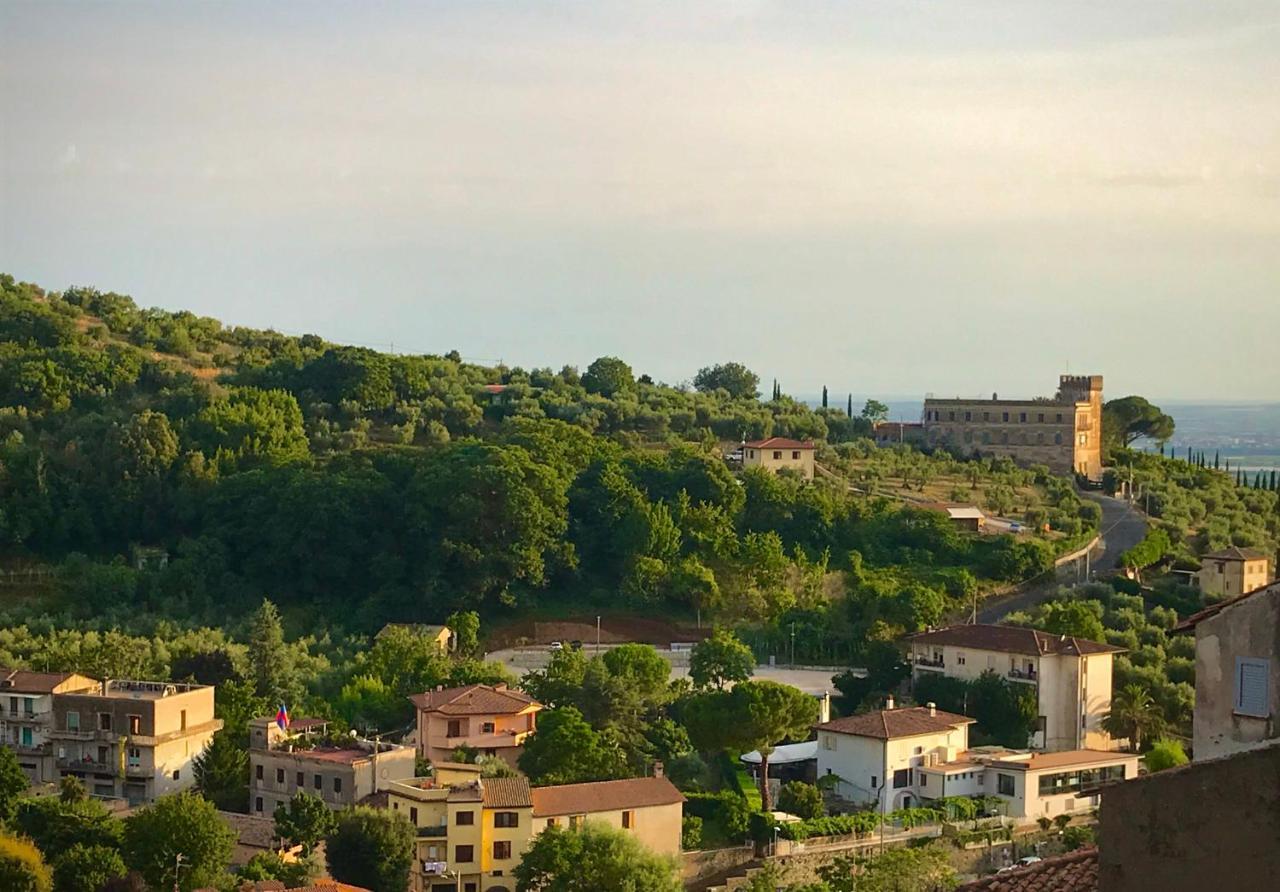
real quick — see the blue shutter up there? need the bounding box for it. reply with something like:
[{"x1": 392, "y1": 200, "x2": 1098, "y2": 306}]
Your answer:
[{"x1": 1235, "y1": 658, "x2": 1270, "y2": 717}]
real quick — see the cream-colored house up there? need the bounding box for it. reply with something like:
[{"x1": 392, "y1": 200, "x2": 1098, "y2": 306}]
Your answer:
[
  {"x1": 814, "y1": 702, "x2": 975, "y2": 812},
  {"x1": 742, "y1": 438, "x2": 816, "y2": 480},
  {"x1": 387, "y1": 769, "x2": 683, "y2": 892},
  {"x1": 1175, "y1": 581, "x2": 1280, "y2": 762},
  {"x1": 50, "y1": 679, "x2": 222, "y2": 804},
  {"x1": 0, "y1": 669, "x2": 99, "y2": 783},
  {"x1": 410, "y1": 684, "x2": 541, "y2": 768},
  {"x1": 1195, "y1": 547, "x2": 1274, "y2": 600},
  {"x1": 248, "y1": 716, "x2": 415, "y2": 816},
  {"x1": 919, "y1": 748, "x2": 1138, "y2": 822},
  {"x1": 907, "y1": 624, "x2": 1123, "y2": 752}
]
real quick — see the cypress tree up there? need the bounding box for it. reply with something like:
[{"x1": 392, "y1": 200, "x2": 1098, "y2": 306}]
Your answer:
[
  {"x1": 847, "y1": 394, "x2": 853, "y2": 417},
  {"x1": 1187, "y1": 446, "x2": 1193, "y2": 463},
  {"x1": 1271, "y1": 469, "x2": 1277, "y2": 491},
  {"x1": 822, "y1": 386, "x2": 828, "y2": 409},
  {"x1": 1214, "y1": 451, "x2": 1219, "y2": 469}
]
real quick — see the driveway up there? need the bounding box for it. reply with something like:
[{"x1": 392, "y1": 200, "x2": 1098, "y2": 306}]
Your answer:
[{"x1": 975, "y1": 493, "x2": 1146, "y2": 623}]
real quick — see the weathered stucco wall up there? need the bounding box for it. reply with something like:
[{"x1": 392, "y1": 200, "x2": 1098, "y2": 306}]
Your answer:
[{"x1": 1098, "y1": 741, "x2": 1280, "y2": 892}]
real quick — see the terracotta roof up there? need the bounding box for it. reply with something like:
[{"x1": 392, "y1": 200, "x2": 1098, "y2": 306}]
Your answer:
[
  {"x1": 482, "y1": 776, "x2": 533, "y2": 808},
  {"x1": 814, "y1": 706, "x2": 974, "y2": 740},
  {"x1": 0, "y1": 669, "x2": 99, "y2": 694},
  {"x1": 228, "y1": 883, "x2": 372, "y2": 892},
  {"x1": 408, "y1": 684, "x2": 540, "y2": 716},
  {"x1": 1174, "y1": 581, "x2": 1279, "y2": 632},
  {"x1": 955, "y1": 847, "x2": 1098, "y2": 891},
  {"x1": 744, "y1": 437, "x2": 815, "y2": 450},
  {"x1": 217, "y1": 810, "x2": 279, "y2": 851},
  {"x1": 531, "y1": 776, "x2": 685, "y2": 817},
  {"x1": 908, "y1": 625, "x2": 1123, "y2": 657},
  {"x1": 1201, "y1": 546, "x2": 1271, "y2": 562}
]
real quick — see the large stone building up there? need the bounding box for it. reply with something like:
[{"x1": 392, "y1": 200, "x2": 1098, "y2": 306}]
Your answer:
[
  {"x1": 1195, "y1": 546, "x2": 1274, "y2": 599},
  {"x1": 50, "y1": 679, "x2": 222, "y2": 804},
  {"x1": 922, "y1": 375, "x2": 1103, "y2": 479},
  {"x1": 907, "y1": 624, "x2": 1123, "y2": 752}
]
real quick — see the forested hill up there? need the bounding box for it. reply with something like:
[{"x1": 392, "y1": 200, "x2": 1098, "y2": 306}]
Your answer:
[{"x1": 0, "y1": 274, "x2": 1072, "y2": 650}]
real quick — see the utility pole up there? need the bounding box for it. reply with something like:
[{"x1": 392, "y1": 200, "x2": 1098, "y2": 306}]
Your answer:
[
  {"x1": 172, "y1": 852, "x2": 186, "y2": 892},
  {"x1": 790, "y1": 624, "x2": 795, "y2": 667},
  {"x1": 596, "y1": 616, "x2": 601, "y2": 652}
]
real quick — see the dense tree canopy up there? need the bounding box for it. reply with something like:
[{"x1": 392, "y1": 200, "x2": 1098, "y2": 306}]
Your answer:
[{"x1": 513, "y1": 822, "x2": 682, "y2": 892}]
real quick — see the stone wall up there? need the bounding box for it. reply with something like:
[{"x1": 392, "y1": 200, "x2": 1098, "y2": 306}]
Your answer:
[{"x1": 1098, "y1": 741, "x2": 1280, "y2": 891}]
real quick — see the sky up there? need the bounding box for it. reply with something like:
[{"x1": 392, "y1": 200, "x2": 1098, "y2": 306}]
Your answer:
[{"x1": 3, "y1": 2, "x2": 1279, "y2": 401}]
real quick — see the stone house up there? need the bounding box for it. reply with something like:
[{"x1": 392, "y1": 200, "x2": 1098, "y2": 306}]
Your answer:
[
  {"x1": 1194, "y1": 546, "x2": 1274, "y2": 600},
  {"x1": 741, "y1": 437, "x2": 816, "y2": 479}
]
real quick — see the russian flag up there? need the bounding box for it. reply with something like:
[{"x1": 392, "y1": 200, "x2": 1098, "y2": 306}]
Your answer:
[{"x1": 276, "y1": 704, "x2": 290, "y2": 731}]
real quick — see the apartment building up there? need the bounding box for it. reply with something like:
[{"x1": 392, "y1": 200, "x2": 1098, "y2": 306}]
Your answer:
[
  {"x1": 410, "y1": 684, "x2": 541, "y2": 768},
  {"x1": 0, "y1": 669, "x2": 99, "y2": 783},
  {"x1": 1175, "y1": 581, "x2": 1280, "y2": 761},
  {"x1": 813, "y1": 703, "x2": 1135, "y2": 822},
  {"x1": 1195, "y1": 546, "x2": 1274, "y2": 599},
  {"x1": 387, "y1": 769, "x2": 684, "y2": 892},
  {"x1": 907, "y1": 624, "x2": 1123, "y2": 751},
  {"x1": 50, "y1": 679, "x2": 221, "y2": 804},
  {"x1": 248, "y1": 716, "x2": 415, "y2": 816},
  {"x1": 741, "y1": 437, "x2": 816, "y2": 480}
]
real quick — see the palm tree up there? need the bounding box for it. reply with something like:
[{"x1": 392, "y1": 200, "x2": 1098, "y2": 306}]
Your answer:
[{"x1": 1103, "y1": 684, "x2": 1166, "y2": 752}]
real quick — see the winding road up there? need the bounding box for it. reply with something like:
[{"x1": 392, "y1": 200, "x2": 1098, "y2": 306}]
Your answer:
[{"x1": 975, "y1": 492, "x2": 1147, "y2": 623}]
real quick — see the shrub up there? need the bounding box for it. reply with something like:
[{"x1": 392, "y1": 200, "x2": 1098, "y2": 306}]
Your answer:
[
  {"x1": 777, "y1": 782, "x2": 824, "y2": 820},
  {"x1": 776, "y1": 811, "x2": 881, "y2": 841},
  {"x1": 681, "y1": 816, "x2": 703, "y2": 850},
  {"x1": 1063, "y1": 825, "x2": 1095, "y2": 850}
]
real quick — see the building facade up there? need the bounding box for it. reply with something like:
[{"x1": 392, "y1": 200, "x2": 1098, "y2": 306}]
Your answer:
[
  {"x1": 1176, "y1": 581, "x2": 1279, "y2": 761},
  {"x1": 49, "y1": 679, "x2": 221, "y2": 804},
  {"x1": 410, "y1": 684, "x2": 541, "y2": 768},
  {"x1": 0, "y1": 670, "x2": 99, "y2": 783},
  {"x1": 387, "y1": 770, "x2": 683, "y2": 892},
  {"x1": 907, "y1": 624, "x2": 1122, "y2": 751},
  {"x1": 921, "y1": 375, "x2": 1103, "y2": 479},
  {"x1": 741, "y1": 438, "x2": 816, "y2": 479},
  {"x1": 1195, "y1": 546, "x2": 1274, "y2": 599},
  {"x1": 248, "y1": 717, "x2": 415, "y2": 816}
]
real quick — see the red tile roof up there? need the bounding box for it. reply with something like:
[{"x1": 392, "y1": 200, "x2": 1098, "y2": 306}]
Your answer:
[
  {"x1": 531, "y1": 776, "x2": 685, "y2": 816},
  {"x1": 408, "y1": 684, "x2": 540, "y2": 716},
  {"x1": 955, "y1": 847, "x2": 1098, "y2": 891},
  {"x1": 0, "y1": 669, "x2": 99, "y2": 694},
  {"x1": 814, "y1": 706, "x2": 974, "y2": 740},
  {"x1": 1173, "y1": 581, "x2": 1279, "y2": 632},
  {"x1": 482, "y1": 776, "x2": 533, "y2": 808},
  {"x1": 1201, "y1": 546, "x2": 1271, "y2": 562},
  {"x1": 744, "y1": 437, "x2": 815, "y2": 450},
  {"x1": 908, "y1": 625, "x2": 1123, "y2": 657}
]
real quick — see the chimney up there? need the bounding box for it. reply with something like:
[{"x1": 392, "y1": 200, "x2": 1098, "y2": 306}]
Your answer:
[
  {"x1": 885, "y1": 695, "x2": 895, "y2": 710},
  {"x1": 992, "y1": 392, "x2": 998, "y2": 400},
  {"x1": 927, "y1": 702, "x2": 937, "y2": 717},
  {"x1": 652, "y1": 761, "x2": 664, "y2": 779}
]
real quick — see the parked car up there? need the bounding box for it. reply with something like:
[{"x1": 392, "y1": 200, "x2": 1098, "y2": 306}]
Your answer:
[
  {"x1": 548, "y1": 641, "x2": 564, "y2": 652},
  {"x1": 569, "y1": 640, "x2": 583, "y2": 650}
]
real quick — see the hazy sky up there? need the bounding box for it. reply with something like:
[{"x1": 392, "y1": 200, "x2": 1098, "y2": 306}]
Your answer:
[{"x1": 3, "y1": 2, "x2": 1279, "y2": 401}]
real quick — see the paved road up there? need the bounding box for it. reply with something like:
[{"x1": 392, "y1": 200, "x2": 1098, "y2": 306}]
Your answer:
[
  {"x1": 975, "y1": 493, "x2": 1146, "y2": 623},
  {"x1": 485, "y1": 646, "x2": 854, "y2": 694}
]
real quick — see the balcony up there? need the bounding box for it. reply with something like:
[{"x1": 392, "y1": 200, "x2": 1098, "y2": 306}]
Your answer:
[
  {"x1": 48, "y1": 727, "x2": 98, "y2": 741},
  {"x1": 1008, "y1": 668, "x2": 1038, "y2": 683},
  {"x1": 57, "y1": 756, "x2": 115, "y2": 775},
  {"x1": 417, "y1": 825, "x2": 448, "y2": 838},
  {"x1": 5, "y1": 711, "x2": 49, "y2": 725},
  {"x1": 914, "y1": 656, "x2": 945, "y2": 671}
]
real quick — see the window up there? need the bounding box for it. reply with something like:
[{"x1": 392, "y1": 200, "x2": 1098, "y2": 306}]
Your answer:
[
  {"x1": 333, "y1": 777, "x2": 342, "y2": 794},
  {"x1": 892, "y1": 768, "x2": 911, "y2": 789},
  {"x1": 772, "y1": 451, "x2": 782, "y2": 460},
  {"x1": 255, "y1": 797, "x2": 263, "y2": 812},
  {"x1": 67, "y1": 711, "x2": 80, "y2": 731},
  {"x1": 1235, "y1": 657, "x2": 1271, "y2": 717},
  {"x1": 447, "y1": 720, "x2": 463, "y2": 737},
  {"x1": 822, "y1": 734, "x2": 835, "y2": 751},
  {"x1": 546, "y1": 818, "x2": 558, "y2": 828},
  {"x1": 296, "y1": 771, "x2": 304, "y2": 787},
  {"x1": 997, "y1": 774, "x2": 1015, "y2": 796},
  {"x1": 276, "y1": 768, "x2": 284, "y2": 784},
  {"x1": 256, "y1": 765, "x2": 264, "y2": 781},
  {"x1": 957, "y1": 652, "x2": 966, "y2": 665},
  {"x1": 313, "y1": 774, "x2": 322, "y2": 790},
  {"x1": 180, "y1": 709, "x2": 187, "y2": 731},
  {"x1": 569, "y1": 815, "x2": 584, "y2": 829},
  {"x1": 493, "y1": 841, "x2": 512, "y2": 860},
  {"x1": 455, "y1": 810, "x2": 475, "y2": 825},
  {"x1": 481, "y1": 722, "x2": 495, "y2": 734},
  {"x1": 791, "y1": 450, "x2": 800, "y2": 459},
  {"x1": 455, "y1": 845, "x2": 474, "y2": 863},
  {"x1": 1056, "y1": 413, "x2": 1063, "y2": 423},
  {"x1": 871, "y1": 775, "x2": 877, "y2": 788},
  {"x1": 1038, "y1": 765, "x2": 1126, "y2": 795},
  {"x1": 1037, "y1": 413, "x2": 1044, "y2": 423},
  {"x1": 622, "y1": 810, "x2": 635, "y2": 829},
  {"x1": 20, "y1": 727, "x2": 32, "y2": 746},
  {"x1": 172, "y1": 769, "x2": 180, "y2": 781},
  {"x1": 494, "y1": 811, "x2": 519, "y2": 828},
  {"x1": 410, "y1": 807, "x2": 418, "y2": 823},
  {"x1": 99, "y1": 713, "x2": 112, "y2": 731},
  {"x1": 948, "y1": 411, "x2": 955, "y2": 421},
  {"x1": 964, "y1": 411, "x2": 971, "y2": 421},
  {"x1": 920, "y1": 774, "x2": 928, "y2": 788},
  {"x1": 1002, "y1": 412, "x2": 1009, "y2": 422},
  {"x1": 6, "y1": 697, "x2": 15, "y2": 717},
  {"x1": 21, "y1": 698, "x2": 33, "y2": 716},
  {"x1": 1019, "y1": 412, "x2": 1027, "y2": 423},
  {"x1": 464, "y1": 884, "x2": 477, "y2": 892},
  {"x1": 982, "y1": 411, "x2": 989, "y2": 421}
]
